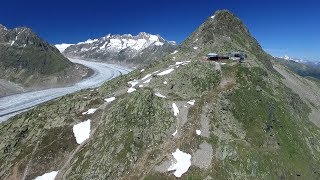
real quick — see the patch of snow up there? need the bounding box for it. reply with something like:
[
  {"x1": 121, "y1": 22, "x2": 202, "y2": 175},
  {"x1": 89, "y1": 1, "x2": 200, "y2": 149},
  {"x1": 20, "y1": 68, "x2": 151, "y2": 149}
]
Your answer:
[
  {"x1": 172, "y1": 103, "x2": 179, "y2": 116},
  {"x1": 193, "y1": 46, "x2": 198, "y2": 50},
  {"x1": 139, "y1": 85, "x2": 144, "y2": 88},
  {"x1": 149, "y1": 35, "x2": 159, "y2": 42},
  {"x1": 211, "y1": 15, "x2": 215, "y2": 19},
  {"x1": 23, "y1": 44, "x2": 26, "y2": 47},
  {"x1": 141, "y1": 73, "x2": 152, "y2": 81},
  {"x1": 15, "y1": 36, "x2": 18, "y2": 40},
  {"x1": 55, "y1": 43, "x2": 74, "y2": 52},
  {"x1": 158, "y1": 68, "x2": 175, "y2": 76},
  {"x1": 127, "y1": 87, "x2": 136, "y2": 93},
  {"x1": 172, "y1": 129, "x2": 177, "y2": 136},
  {"x1": 73, "y1": 120, "x2": 91, "y2": 144},
  {"x1": 175, "y1": 61, "x2": 191, "y2": 66},
  {"x1": 220, "y1": 63, "x2": 227, "y2": 65},
  {"x1": 171, "y1": 50, "x2": 178, "y2": 55},
  {"x1": 132, "y1": 39, "x2": 147, "y2": 51},
  {"x1": 168, "y1": 149, "x2": 192, "y2": 177},
  {"x1": 155, "y1": 93, "x2": 166, "y2": 98},
  {"x1": 80, "y1": 47, "x2": 89, "y2": 52},
  {"x1": 169, "y1": 41, "x2": 177, "y2": 45},
  {"x1": 99, "y1": 41, "x2": 109, "y2": 50},
  {"x1": 143, "y1": 78, "x2": 152, "y2": 84},
  {"x1": 107, "y1": 39, "x2": 123, "y2": 50},
  {"x1": 163, "y1": 81, "x2": 168, "y2": 84},
  {"x1": 105, "y1": 33, "x2": 111, "y2": 38},
  {"x1": 34, "y1": 171, "x2": 58, "y2": 180},
  {"x1": 104, "y1": 97, "x2": 116, "y2": 102},
  {"x1": 128, "y1": 80, "x2": 139, "y2": 87},
  {"x1": 196, "y1": 130, "x2": 201, "y2": 135},
  {"x1": 187, "y1": 100, "x2": 195, "y2": 105},
  {"x1": 127, "y1": 39, "x2": 137, "y2": 47},
  {"x1": 284, "y1": 55, "x2": 290, "y2": 60},
  {"x1": 140, "y1": 69, "x2": 145, "y2": 72},
  {"x1": 155, "y1": 41, "x2": 164, "y2": 46},
  {"x1": 10, "y1": 41, "x2": 15, "y2": 46},
  {"x1": 82, "y1": 108, "x2": 97, "y2": 115}
]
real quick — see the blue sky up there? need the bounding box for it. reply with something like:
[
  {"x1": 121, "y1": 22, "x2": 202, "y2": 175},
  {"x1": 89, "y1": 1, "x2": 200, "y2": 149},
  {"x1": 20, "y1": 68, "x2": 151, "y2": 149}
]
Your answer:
[{"x1": 0, "y1": 0, "x2": 319, "y2": 61}]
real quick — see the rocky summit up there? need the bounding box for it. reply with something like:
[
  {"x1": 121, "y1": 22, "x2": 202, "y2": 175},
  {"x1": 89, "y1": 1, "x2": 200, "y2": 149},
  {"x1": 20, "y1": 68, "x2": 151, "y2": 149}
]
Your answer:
[
  {"x1": 1, "y1": 10, "x2": 320, "y2": 180},
  {"x1": 62, "y1": 32, "x2": 176, "y2": 66}
]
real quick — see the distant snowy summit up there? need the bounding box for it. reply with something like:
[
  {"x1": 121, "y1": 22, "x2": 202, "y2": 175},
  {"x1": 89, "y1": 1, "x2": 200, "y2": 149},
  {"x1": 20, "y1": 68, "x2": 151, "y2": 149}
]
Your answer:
[
  {"x1": 58, "y1": 32, "x2": 176, "y2": 65},
  {"x1": 277, "y1": 55, "x2": 311, "y2": 64}
]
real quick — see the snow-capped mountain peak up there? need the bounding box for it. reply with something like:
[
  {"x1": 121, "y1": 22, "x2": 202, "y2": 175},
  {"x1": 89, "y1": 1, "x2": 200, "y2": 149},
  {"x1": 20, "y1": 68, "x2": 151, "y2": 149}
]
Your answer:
[
  {"x1": 66, "y1": 32, "x2": 168, "y2": 53},
  {"x1": 63, "y1": 32, "x2": 176, "y2": 65},
  {"x1": 284, "y1": 55, "x2": 290, "y2": 60}
]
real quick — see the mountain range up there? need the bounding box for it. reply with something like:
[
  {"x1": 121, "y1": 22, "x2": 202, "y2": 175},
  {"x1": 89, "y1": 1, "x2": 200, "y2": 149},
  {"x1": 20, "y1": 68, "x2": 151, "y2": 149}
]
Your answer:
[
  {"x1": 58, "y1": 32, "x2": 176, "y2": 66},
  {"x1": 1, "y1": 10, "x2": 320, "y2": 180},
  {"x1": 276, "y1": 56, "x2": 320, "y2": 80}
]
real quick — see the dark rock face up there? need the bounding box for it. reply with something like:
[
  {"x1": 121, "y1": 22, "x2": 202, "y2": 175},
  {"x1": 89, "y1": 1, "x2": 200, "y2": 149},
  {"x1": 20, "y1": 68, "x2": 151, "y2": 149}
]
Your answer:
[{"x1": 63, "y1": 32, "x2": 176, "y2": 65}]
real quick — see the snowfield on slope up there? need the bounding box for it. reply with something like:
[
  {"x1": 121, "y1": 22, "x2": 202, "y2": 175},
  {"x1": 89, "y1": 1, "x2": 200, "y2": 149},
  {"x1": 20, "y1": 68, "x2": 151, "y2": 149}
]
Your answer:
[
  {"x1": 73, "y1": 120, "x2": 91, "y2": 144},
  {"x1": 34, "y1": 171, "x2": 58, "y2": 180},
  {"x1": 172, "y1": 103, "x2": 179, "y2": 116},
  {"x1": 168, "y1": 149, "x2": 192, "y2": 177},
  {"x1": 82, "y1": 108, "x2": 97, "y2": 115},
  {"x1": 158, "y1": 68, "x2": 175, "y2": 76},
  {"x1": 187, "y1": 100, "x2": 195, "y2": 105},
  {"x1": 127, "y1": 87, "x2": 136, "y2": 93},
  {"x1": 155, "y1": 92, "x2": 166, "y2": 98},
  {"x1": 104, "y1": 97, "x2": 116, "y2": 102}
]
